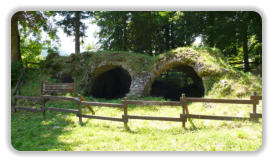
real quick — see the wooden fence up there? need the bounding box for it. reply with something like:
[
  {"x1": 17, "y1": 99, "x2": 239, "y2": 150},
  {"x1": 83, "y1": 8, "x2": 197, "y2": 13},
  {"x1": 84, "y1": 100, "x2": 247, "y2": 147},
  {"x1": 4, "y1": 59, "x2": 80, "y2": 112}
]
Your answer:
[{"x1": 12, "y1": 93, "x2": 262, "y2": 130}]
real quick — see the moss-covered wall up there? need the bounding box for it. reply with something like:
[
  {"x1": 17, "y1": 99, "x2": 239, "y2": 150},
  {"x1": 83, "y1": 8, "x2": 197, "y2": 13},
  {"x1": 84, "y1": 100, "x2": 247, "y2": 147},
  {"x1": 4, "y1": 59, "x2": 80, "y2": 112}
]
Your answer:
[{"x1": 43, "y1": 47, "x2": 262, "y2": 98}]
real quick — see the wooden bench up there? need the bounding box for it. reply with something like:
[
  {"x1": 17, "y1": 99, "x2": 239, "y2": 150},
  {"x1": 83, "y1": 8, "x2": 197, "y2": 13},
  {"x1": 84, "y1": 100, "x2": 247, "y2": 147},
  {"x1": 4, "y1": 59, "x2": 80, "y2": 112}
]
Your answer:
[
  {"x1": 41, "y1": 80, "x2": 76, "y2": 96},
  {"x1": 40, "y1": 80, "x2": 95, "y2": 114}
]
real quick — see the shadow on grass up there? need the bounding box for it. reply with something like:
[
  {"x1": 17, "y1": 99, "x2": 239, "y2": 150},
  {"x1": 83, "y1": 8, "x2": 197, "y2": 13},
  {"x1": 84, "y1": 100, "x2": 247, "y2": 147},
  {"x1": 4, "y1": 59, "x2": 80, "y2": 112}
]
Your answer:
[{"x1": 11, "y1": 110, "x2": 80, "y2": 151}]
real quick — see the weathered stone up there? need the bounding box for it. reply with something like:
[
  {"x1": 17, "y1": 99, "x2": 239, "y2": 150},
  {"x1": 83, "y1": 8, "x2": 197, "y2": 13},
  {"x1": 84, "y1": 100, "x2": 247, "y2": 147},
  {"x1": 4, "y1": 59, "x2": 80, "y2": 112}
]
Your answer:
[{"x1": 45, "y1": 47, "x2": 225, "y2": 98}]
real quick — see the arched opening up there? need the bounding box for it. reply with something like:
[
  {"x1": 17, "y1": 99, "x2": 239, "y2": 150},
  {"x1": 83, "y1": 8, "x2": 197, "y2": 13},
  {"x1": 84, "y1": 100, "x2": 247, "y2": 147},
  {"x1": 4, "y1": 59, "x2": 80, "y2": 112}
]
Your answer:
[
  {"x1": 91, "y1": 67, "x2": 132, "y2": 99},
  {"x1": 52, "y1": 72, "x2": 74, "y2": 83},
  {"x1": 150, "y1": 65, "x2": 204, "y2": 101},
  {"x1": 57, "y1": 73, "x2": 74, "y2": 83}
]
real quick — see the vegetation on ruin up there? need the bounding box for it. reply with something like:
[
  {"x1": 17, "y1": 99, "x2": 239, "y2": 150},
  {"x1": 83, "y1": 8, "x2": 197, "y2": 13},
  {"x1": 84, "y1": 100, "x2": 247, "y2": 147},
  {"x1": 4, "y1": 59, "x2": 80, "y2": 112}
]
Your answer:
[{"x1": 11, "y1": 11, "x2": 262, "y2": 151}]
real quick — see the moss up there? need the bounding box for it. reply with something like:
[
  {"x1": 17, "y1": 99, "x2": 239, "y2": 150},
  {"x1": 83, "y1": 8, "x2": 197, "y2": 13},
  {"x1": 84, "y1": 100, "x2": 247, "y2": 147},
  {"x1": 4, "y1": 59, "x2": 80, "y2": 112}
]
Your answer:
[{"x1": 41, "y1": 46, "x2": 262, "y2": 98}]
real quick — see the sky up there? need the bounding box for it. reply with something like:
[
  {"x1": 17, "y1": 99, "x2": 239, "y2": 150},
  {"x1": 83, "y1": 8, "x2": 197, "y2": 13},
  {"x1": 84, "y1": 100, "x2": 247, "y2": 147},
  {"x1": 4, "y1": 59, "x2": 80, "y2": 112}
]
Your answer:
[
  {"x1": 52, "y1": 15, "x2": 202, "y2": 56},
  {"x1": 56, "y1": 19, "x2": 100, "y2": 55},
  {"x1": 56, "y1": 26, "x2": 202, "y2": 55},
  {"x1": 40, "y1": 14, "x2": 100, "y2": 56}
]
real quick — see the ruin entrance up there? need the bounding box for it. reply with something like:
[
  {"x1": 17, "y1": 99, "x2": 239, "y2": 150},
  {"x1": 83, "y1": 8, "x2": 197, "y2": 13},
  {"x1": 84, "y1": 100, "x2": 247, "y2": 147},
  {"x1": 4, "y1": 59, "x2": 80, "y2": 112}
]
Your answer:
[
  {"x1": 91, "y1": 67, "x2": 132, "y2": 99},
  {"x1": 150, "y1": 65, "x2": 204, "y2": 101},
  {"x1": 57, "y1": 73, "x2": 74, "y2": 83}
]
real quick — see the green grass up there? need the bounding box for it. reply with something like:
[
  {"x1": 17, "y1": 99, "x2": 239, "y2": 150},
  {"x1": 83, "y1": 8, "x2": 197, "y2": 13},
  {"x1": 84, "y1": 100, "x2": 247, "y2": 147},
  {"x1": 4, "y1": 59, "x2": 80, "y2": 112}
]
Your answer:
[
  {"x1": 11, "y1": 64, "x2": 262, "y2": 151},
  {"x1": 11, "y1": 97, "x2": 262, "y2": 151}
]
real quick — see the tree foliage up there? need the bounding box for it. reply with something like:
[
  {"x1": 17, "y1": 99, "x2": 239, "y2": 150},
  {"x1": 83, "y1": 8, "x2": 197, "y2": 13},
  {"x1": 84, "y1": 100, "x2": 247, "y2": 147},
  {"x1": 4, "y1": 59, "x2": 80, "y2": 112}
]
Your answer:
[
  {"x1": 11, "y1": 11, "x2": 58, "y2": 65},
  {"x1": 94, "y1": 11, "x2": 262, "y2": 72},
  {"x1": 56, "y1": 11, "x2": 93, "y2": 54},
  {"x1": 11, "y1": 11, "x2": 59, "y2": 85},
  {"x1": 11, "y1": 11, "x2": 262, "y2": 73},
  {"x1": 201, "y1": 11, "x2": 262, "y2": 71}
]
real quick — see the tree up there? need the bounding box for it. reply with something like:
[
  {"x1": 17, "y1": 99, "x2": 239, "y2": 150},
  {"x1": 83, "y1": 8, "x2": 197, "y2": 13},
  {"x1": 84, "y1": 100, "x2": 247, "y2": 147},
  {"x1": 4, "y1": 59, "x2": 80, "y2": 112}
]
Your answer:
[
  {"x1": 201, "y1": 11, "x2": 262, "y2": 72},
  {"x1": 57, "y1": 11, "x2": 92, "y2": 54},
  {"x1": 94, "y1": 11, "x2": 262, "y2": 72},
  {"x1": 11, "y1": 12, "x2": 22, "y2": 64},
  {"x1": 95, "y1": 11, "x2": 204, "y2": 55},
  {"x1": 237, "y1": 11, "x2": 262, "y2": 71},
  {"x1": 94, "y1": 11, "x2": 130, "y2": 51},
  {"x1": 11, "y1": 11, "x2": 58, "y2": 66},
  {"x1": 129, "y1": 11, "x2": 155, "y2": 55},
  {"x1": 95, "y1": 11, "x2": 171, "y2": 55}
]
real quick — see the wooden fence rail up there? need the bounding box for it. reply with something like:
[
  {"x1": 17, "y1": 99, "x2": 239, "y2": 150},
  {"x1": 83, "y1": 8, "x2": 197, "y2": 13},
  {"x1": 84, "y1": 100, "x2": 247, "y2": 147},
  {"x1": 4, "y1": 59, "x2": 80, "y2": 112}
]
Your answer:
[
  {"x1": 12, "y1": 92, "x2": 262, "y2": 130},
  {"x1": 182, "y1": 98, "x2": 258, "y2": 104},
  {"x1": 13, "y1": 95, "x2": 41, "y2": 113},
  {"x1": 122, "y1": 100, "x2": 181, "y2": 106},
  {"x1": 81, "y1": 101, "x2": 123, "y2": 108}
]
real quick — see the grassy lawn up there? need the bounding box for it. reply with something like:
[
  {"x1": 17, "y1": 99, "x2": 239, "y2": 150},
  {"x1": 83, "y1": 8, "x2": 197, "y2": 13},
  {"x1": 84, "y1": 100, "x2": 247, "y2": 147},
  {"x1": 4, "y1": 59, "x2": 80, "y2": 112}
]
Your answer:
[
  {"x1": 11, "y1": 99, "x2": 262, "y2": 151},
  {"x1": 11, "y1": 70, "x2": 262, "y2": 151}
]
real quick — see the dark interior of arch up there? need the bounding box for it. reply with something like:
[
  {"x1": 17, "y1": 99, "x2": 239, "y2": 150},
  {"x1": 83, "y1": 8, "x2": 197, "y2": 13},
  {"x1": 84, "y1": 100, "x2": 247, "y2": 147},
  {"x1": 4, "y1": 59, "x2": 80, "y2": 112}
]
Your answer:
[
  {"x1": 52, "y1": 72, "x2": 74, "y2": 83},
  {"x1": 91, "y1": 67, "x2": 132, "y2": 99},
  {"x1": 150, "y1": 65, "x2": 204, "y2": 101},
  {"x1": 57, "y1": 73, "x2": 74, "y2": 83}
]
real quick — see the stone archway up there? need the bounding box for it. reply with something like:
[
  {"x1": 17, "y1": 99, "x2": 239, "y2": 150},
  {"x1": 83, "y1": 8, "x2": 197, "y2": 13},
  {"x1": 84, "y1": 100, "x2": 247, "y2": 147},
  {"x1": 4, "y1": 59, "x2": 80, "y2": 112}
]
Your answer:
[
  {"x1": 91, "y1": 67, "x2": 132, "y2": 99},
  {"x1": 85, "y1": 63, "x2": 133, "y2": 99},
  {"x1": 76, "y1": 48, "x2": 225, "y2": 98},
  {"x1": 144, "y1": 59, "x2": 206, "y2": 99},
  {"x1": 150, "y1": 65, "x2": 205, "y2": 100},
  {"x1": 46, "y1": 48, "x2": 228, "y2": 99}
]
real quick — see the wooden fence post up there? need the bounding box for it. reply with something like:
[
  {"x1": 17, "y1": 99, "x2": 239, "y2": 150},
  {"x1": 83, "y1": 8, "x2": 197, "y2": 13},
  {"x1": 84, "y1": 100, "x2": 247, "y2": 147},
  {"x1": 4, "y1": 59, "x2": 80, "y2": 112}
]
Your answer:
[
  {"x1": 18, "y1": 81, "x2": 22, "y2": 95},
  {"x1": 122, "y1": 97, "x2": 129, "y2": 130},
  {"x1": 13, "y1": 97, "x2": 17, "y2": 113},
  {"x1": 78, "y1": 94, "x2": 95, "y2": 115},
  {"x1": 251, "y1": 92, "x2": 258, "y2": 122},
  {"x1": 180, "y1": 93, "x2": 187, "y2": 129},
  {"x1": 41, "y1": 95, "x2": 46, "y2": 118},
  {"x1": 77, "y1": 101, "x2": 83, "y2": 124},
  {"x1": 40, "y1": 81, "x2": 44, "y2": 95},
  {"x1": 73, "y1": 77, "x2": 76, "y2": 97}
]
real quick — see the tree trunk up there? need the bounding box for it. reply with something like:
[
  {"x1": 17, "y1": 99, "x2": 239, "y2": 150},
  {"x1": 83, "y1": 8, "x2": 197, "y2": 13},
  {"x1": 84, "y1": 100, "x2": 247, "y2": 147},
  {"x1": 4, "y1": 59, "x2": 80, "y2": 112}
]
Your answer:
[
  {"x1": 147, "y1": 11, "x2": 153, "y2": 56},
  {"x1": 11, "y1": 13, "x2": 22, "y2": 65},
  {"x1": 122, "y1": 13, "x2": 128, "y2": 51},
  {"x1": 75, "y1": 11, "x2": 80, "y2": 54},
  {"x1": 170, "y1": 24, "x2": 175, "y2": 49},
  {"x1": 207, "y1": 12, "x2": 215, "y2": 47},
  {"x1": 242, "y1": 32, "x2": 250, "y2": 72},
  {"x1": 165, "y1": 24, "x2": 170, "y2": 51}
]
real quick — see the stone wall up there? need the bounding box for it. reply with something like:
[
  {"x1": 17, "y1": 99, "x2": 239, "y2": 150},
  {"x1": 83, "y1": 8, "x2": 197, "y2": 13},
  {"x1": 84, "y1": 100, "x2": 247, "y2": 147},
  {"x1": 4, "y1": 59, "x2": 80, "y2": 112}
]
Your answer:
[
  {"x1": 81, "y1": 49, "x2": 221, "y2": 97},
  {"x1": 44, "y1": 47, "x2": 261, "y2": 98}
]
